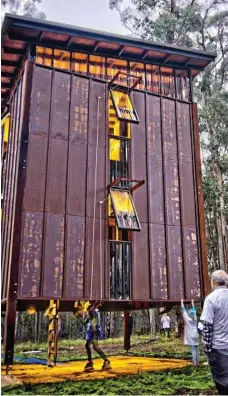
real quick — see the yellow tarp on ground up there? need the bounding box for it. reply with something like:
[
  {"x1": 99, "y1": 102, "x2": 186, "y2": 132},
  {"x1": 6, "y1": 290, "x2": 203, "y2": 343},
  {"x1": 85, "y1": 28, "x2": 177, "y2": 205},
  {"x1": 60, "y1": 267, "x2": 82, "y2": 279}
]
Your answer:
[{"x1": 1, "y1": 356, "x2": 190, "y2": 384}]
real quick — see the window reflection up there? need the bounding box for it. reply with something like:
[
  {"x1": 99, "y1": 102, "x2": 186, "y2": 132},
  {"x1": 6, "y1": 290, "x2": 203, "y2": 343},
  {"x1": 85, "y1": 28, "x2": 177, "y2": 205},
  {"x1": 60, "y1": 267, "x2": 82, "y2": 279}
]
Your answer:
[
  {"x1": 160, "y1": 67, "x2": 175, "y2": 97},
  {"x1": 71, "y1": 52, "x2": 88, "y2": 75},
  {"x1": 176, "y1": 69, "x2": 190, "y2": 101},
  {"x1": 35, "y1": 47, "x2": 191, "y2": 101},
  {"x1": 53, "y1": 49, "x2": 70, "y2": 71}
]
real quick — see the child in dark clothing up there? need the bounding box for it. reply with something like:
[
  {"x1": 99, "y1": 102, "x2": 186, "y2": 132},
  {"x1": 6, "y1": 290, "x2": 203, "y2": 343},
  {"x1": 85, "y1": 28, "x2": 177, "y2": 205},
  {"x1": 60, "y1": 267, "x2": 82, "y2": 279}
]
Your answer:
[{"x1": 82, "y1": 304, "x2": 111, "y2": 372}]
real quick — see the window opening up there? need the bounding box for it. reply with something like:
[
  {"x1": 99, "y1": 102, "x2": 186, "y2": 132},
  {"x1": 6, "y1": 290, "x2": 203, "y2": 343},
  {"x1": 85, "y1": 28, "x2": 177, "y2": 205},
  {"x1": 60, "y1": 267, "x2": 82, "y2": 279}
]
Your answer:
[
  {"x1": 71, "y1": 52, "x2": 88, "y2": 74},
  {"x1": 146, "y1": 64, "x2": 160, "y2": 94},
  {"x1": 53, "y1": 49, "x2": 70, "y2": 71},
  {"x1": 36, "y1": 46, "x2": 52, "y2": 67},
  {"x1": 110, "y1": 189, "x2": 141, "y2": 231},
  {"x1": 129, "y1": 62, "x2": 145, "y2": 90},
  {"x1": 1, "y1": 114, "x2": 10, "y2": 218},
  {"x1": 160, "y1": 67, "x2": 175, "y2": 97},
  {"x1": 176, "y1": 69, "x2": 190, "y2": 101},
  {"x1": 34, "y1": 47, "x2": 192, "y2": 102},
  {"x1": 89, "y1": 55, "x2": 106, "y2": 79}
]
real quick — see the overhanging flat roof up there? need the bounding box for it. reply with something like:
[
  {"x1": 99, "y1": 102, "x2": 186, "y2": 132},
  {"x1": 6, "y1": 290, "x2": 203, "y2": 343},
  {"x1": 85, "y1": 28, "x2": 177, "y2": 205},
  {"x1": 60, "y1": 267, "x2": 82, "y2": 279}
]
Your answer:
[{"x1": 1, "y1": 13, "x2": 216, "y2": 108}]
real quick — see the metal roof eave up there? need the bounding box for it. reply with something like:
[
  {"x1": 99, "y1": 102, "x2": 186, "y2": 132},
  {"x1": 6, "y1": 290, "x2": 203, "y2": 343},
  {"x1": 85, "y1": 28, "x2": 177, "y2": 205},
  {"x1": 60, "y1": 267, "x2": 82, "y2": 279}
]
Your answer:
[{"x1": 2, "y1": 13, "x2": 217, "y2": 63}]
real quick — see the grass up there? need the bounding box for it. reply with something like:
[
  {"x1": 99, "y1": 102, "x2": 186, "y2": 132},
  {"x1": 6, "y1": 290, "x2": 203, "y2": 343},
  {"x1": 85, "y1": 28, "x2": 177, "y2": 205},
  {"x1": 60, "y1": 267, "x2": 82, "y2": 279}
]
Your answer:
[
  {"x1": 2, "y1": 365, "x2": 215, "y2": 395},
  {"x1": 2, "y1": 335, "x2": 215, "y2": 395}
]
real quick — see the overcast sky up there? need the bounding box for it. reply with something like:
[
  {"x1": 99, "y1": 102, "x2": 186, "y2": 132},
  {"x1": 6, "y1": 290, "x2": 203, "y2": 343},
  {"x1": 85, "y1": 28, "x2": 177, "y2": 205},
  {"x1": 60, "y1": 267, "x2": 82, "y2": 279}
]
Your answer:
[{"x1": 37, "y1": 0, "x2": 130, "y2": 35}]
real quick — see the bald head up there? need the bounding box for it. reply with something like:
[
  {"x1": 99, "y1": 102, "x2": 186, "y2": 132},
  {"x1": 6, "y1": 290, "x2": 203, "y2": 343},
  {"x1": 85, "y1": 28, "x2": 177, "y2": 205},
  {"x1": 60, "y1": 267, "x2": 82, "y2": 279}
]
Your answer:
[{"x1": 211, "y1": 270, "x2": 228, "y2": 290}]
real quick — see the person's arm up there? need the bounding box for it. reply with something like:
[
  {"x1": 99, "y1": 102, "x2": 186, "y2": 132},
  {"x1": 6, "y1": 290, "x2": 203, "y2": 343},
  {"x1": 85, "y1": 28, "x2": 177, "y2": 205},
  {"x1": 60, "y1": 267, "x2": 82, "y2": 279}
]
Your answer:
[
  {"x1": 201, "y1": 321, "x2": 213, "y2": 353},
  {"x1": 200, "y1": 298, "x2": 214, "y2": 354},
  {"x1": 181, "y1": 299, "x2": 191, "y2": 323}
]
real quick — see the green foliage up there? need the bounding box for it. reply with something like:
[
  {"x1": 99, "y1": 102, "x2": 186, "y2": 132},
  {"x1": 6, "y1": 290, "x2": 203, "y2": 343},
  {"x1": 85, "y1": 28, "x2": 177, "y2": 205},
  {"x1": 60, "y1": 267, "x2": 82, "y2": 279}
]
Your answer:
[
  {"x1": 2, "y1": 365, "x2": 215, "y2": 395},
  {"x1": 1, "y1": 0, "x2": 46, "y2": 20}
]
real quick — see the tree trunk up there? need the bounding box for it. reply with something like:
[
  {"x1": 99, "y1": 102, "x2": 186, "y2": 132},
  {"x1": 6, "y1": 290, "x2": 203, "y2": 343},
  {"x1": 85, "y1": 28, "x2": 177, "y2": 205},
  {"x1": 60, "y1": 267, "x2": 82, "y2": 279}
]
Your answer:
[
  {"x1": 149, "y1": 309, "x2": 156, "y2": 335},
  {"x1": 213, "y1": 162, "x2": 227, "y2": 271}
]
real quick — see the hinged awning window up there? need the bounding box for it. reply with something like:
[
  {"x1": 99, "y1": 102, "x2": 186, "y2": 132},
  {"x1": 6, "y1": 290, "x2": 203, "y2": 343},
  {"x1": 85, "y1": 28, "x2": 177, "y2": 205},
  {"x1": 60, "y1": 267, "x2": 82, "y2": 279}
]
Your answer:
[
  {"x1": 110, "y1": 90, "x2": 139, "y2": 124},
  {"x1": 110, "y1": 188, "x2": 141, "y2": 231}
]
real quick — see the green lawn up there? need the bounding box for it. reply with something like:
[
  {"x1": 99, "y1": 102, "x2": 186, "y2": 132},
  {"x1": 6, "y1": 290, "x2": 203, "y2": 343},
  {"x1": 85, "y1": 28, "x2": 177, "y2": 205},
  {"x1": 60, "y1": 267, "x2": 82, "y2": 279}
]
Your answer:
[
  {"x1": 2, "y1": 365, "x2": 215, "y2": 395},
  {"x1": 2, "y1": 335, "x2": 216, "y2": 395}
]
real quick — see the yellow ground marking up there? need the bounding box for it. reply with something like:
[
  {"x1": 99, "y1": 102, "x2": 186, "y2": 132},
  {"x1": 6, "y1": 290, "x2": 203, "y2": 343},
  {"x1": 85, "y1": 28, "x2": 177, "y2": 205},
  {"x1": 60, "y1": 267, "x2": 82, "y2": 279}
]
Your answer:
[{"x1": 1, "y1": 356, "x2": 191, "y2": 384}]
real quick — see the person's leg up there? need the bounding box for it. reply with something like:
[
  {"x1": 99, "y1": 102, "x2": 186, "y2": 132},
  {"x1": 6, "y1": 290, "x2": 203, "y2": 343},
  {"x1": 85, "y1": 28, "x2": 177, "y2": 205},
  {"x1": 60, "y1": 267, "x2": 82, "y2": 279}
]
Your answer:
[
  {"x1": 92, "y1": 336, "x2": 111, "y2": 370},
  {"x1": 85, "y1": 340, "x2": 92, "y2": 362},
  {"x1": 84, "y1": 340, "x2": 94, "y2": 371},
  {"x1": 215, "y1": 382, "x2": 228, "y2": 395},
  {"x1": 190, "y1": 345, "x2": 197, "y2": 365},
  {"x1": 196, "y1": 345, "x2": 200, "y2": 364},
  {"x1": 92, "y1": 338, "x2": 107, "y2": 361},
  {"x1": 167, "y1": 328, "x2": 171, "y2": 338}
]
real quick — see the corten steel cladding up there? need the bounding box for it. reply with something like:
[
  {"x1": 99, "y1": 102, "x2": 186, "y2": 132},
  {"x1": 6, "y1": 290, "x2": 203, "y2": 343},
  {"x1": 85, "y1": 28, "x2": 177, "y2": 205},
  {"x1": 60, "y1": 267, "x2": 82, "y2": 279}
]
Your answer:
[{"x1": 3, "y1": 63, "x2": 206, "y2": 308}]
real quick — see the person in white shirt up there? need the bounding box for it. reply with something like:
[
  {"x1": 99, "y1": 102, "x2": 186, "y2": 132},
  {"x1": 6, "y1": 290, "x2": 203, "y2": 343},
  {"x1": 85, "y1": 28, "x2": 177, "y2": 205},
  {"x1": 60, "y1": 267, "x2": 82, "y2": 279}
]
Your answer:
[
  {"x1": 181, "y1": 299, "x2": 199, "y2": 366},
  {"x1": 161, "y1": 313, "x2": 171, "y2": 338}
]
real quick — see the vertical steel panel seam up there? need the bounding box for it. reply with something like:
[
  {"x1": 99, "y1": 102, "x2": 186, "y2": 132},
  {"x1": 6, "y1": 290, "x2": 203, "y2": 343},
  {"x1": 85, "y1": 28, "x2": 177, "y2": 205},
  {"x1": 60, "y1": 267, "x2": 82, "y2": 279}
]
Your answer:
[
  {"x1": 145, "y1": 93, "x2": 152, "y2": 300},
  {"x1": 188, "y1": 103, "x2": 202, "y2": 297},
  {"x1": 174, "y1": 97, "x2": 187, "y2": 299},
  {"x1": 83, "y1": 78, "x2": 91, "y2": 299},
  {"x1": 191, "y1": 104, "x2": 209, "y2": 296},
  {"x1": 1, "y1": 89, "x2": 16, "y2": 275},
  {"x1": 160, "y1": 97, "x2": 170, "y2": 299},
  {"x1": 103, "y1": 82, "x2": 108, "y2": 300},
  {"x1": 1, "y1": 99, "x2": 14, "y2": 299},
  {"x1": 2, "y1": 87, "x2": 18, "y2": 300},
  {"x1": 62, "y1": 73, "x2": 72, "y2": 298},
  {"x1": 39, "y1": 68, "x2": 54, "y2": 297},
  {"x1": 7, "y1": 78, "x2": 23, "y2": 301},
  {"x1": 4, "y1": 83, "x2": 20, "y2": 280}
]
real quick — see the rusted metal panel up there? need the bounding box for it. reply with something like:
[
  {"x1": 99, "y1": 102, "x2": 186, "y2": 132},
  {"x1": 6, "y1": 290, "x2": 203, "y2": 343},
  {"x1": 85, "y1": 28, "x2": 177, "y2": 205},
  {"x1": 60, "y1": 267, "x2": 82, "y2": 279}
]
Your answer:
[
  {"x1": 167, "y1": 225, "x2": 184, "y2": 299},
  {"x1": 30, "y1": 65, "x2": 52, "y2": 137},
  {"x1": 131, "y1": 91, "x2": 146, "y2": 155},
  {"x1": 164, "y1": 160, "x2": 180, "y2": 225},
  {"x1": 88, "y1": 80, "x2": 106, "y2": 147},
  {"x1": 69, "y1": 75, "x2": 89, "y2": 144},
  {"x1": 66, "y1": 142, "x2": 87, "y2": 216},
  {"x1": 179, "y1": 161, "x2": 196, "y2": 227},
  {"x1": 42, "y1": 213, "x2": 64, "y2": 298},
  {"x1": 177, "y1": 102, "x2": 192, "y2": 163},
  {"x1": 132, "y1": 152, "x2": 148, "y2": 223},
  {"x1": 150, "y1": 223, "x2": 167, "y2": 299},
  {"x1": 132, "y1": 222, "x2": 150, "y2": 300},
  {"x1": 45, "y1": 138, "x2": 68, "y2": 214},
  {"x1": 84, "y1": 217, "x2": 106, "y2": 300},
  {"x1": 146, "y1": 94, "x2": 162, "y2": 156},
  {"x1": 162, "y1": 98, "x2": 177, "y2": 161},
  {"x1": 86, "y1": 144, "x2": 106, "y2": 219},
  {"x1": 18, "y1": 211, "x2": 43, "y2": 297},
  {"x1": 23, "y1": 134, "x2": 48, "y2": 212},
  {"x1": 64, "y1": 215, "x2": 85, "y2": 299},
  {"x1": 148, "y1": 155, "x2": 164, "y2": 224},
  {"x1": 183, "y1": 227, "x2": 201, "y2": 299},
  {"x1": 192, "y1": 103, "x2": 209, "y2": 296},
  {"x1": 50, "y1": 71, "x2": 70, "y2": 140}
]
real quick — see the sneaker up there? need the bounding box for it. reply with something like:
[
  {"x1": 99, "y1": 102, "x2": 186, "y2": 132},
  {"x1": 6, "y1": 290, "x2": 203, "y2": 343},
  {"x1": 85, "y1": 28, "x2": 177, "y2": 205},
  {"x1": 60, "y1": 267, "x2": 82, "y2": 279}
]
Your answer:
[
  {"x1": 84, "y1": 361, "x2": 94, "y2": 372},
  {"x1": 102, "y1": 359, "x2": 112, "y2": 370}
]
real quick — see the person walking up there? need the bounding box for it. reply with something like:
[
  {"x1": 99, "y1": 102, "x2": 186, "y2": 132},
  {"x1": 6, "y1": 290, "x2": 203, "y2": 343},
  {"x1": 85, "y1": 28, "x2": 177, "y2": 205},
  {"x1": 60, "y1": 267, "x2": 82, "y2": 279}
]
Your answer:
[
  {"x1": 200, "y1": 270, "x2": 228, "y2": 395},
  {"x1": 181, "y1": 299, "x2": 200, "y2": 366},
  {"x1": 161, "y1": 313, "x2": 171, "y2": 338},
  {"x1": 82, "y1": 304, "x2": 111, "y2": 372}
]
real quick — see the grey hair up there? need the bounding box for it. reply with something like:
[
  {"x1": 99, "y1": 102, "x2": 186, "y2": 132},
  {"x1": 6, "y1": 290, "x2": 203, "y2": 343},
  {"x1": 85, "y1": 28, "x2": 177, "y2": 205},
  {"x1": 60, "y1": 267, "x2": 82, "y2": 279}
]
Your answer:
[{"x1": 211, "y1": 270, "x2": 228, "y2": 286}]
